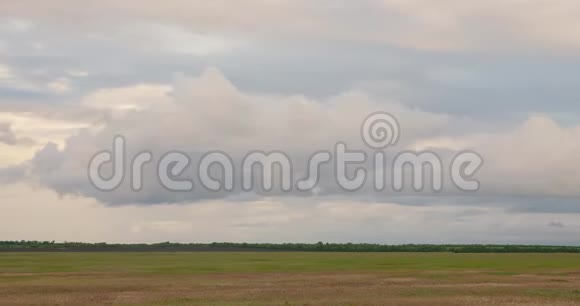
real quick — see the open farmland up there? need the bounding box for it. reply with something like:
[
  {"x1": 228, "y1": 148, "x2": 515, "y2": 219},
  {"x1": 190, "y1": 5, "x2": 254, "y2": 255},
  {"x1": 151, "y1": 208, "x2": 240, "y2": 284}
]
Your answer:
[{"x1": 1, "y1": 252, "x2": 580, "y2": 305}]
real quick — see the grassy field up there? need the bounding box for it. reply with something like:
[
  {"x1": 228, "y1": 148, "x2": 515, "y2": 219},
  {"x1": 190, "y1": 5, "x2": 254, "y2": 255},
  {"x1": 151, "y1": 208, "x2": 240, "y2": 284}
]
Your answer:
[{"x1": 1, "y1": 252, "x2": 580, "y2": 305}]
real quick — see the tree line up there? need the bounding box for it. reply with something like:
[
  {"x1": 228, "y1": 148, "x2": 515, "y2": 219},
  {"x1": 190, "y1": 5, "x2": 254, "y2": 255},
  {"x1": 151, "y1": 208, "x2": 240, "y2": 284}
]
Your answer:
[{"x1": 0, "y1": 241, "x2": 579, "y2": 253}]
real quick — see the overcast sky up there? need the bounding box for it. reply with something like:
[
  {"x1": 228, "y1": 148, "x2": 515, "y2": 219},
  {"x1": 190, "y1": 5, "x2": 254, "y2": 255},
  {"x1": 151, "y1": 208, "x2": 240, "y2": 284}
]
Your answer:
[{"x1": 1, "y1": 0, "x2": 580, "y2": 244}]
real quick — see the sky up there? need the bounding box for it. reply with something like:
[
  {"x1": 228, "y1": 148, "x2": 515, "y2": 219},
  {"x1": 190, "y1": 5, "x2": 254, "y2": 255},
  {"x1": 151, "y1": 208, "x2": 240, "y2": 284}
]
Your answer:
[{"x1": 1, "y1": 0, "x2": 580, "y2": 244}]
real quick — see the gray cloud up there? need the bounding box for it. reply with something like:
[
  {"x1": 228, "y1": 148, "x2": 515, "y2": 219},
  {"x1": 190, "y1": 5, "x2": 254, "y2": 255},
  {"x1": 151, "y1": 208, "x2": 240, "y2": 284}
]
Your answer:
[
  {"x1": 9, "y1": 69, "x2": 577, "y2": 210},
  {"x1": 0, "y1": 122, "x2": 18, "y2": 145},
  {"x1": 3, "y1": 18, "x2": 580, "y2": 124},
  {"x1": 548, "y1": 221, "x2": 564, "y2": 228},
  {"x1": 26, "y1": 68, "x2": 450, "y2": 205},
  {"x1": 3, "y1": 1, "x2": 580, "y2": 53},
  {"x1": 0, "y1": 122, "x2": 35, "y2": 146},
  {"x1": 1, "y1": 184, "x2": 580, "y2": 245},
  {"x1": 0, "y1": 165, "x2": 26, "y2": 184}
]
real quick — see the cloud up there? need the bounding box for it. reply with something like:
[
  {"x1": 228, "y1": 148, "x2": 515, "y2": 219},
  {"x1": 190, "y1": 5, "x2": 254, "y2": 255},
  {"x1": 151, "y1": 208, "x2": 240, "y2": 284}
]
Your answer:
[
  {"x1": 82, "y1": 83, "x2": 172, "y2": 116},
  {"x1": 0, "y1": 183, "x2": 579, "y2": 244},
  {"x1": 472, "y1": 116, "x2": 580, "y2": 197},
  {"x1": 3, "y1": 1, "x2": 580, "y2": 53},
  {"x1": 0, "y1": 122, "x2": 35, "y2": 146},
  {"x1": 0, "y1": 122, "x2": 18, "y2": 145},
  {"x1": 0, "y1": 111, "x2": 97, "y2": 169},
  {"x1": 0, "y1": 112, "x2": 90, "y2": 148},
  {"x1": 24, "y1": 68, "x2": 450, "y2": 205},
  {"x1": 0, "y1": 60, "x2": 76, "y2": 99},
  {"x1": 0, "y1": 1, "x2": 579, "y2": 244},
  {"x1": 131, "y1": 23, "x2": 245, "y2": 56},
  {"x1": 3, "y1": 68, "x2": 575, "y2": 208},
  {"x1": 0, "y1": 166, "x2": 27, "y2": 184},
  {"x1": 2, "y1": 7, "x2": 579, "y2": 122},
  {"x1": 401, "y1": 115, "x2": 580, "y2": 200},
  {"x1": 46, "y1": 77, "x2": 71, "y2": 94},
  {"x1": 0, "y1": 62, "x2": 30, "y2": 90}
]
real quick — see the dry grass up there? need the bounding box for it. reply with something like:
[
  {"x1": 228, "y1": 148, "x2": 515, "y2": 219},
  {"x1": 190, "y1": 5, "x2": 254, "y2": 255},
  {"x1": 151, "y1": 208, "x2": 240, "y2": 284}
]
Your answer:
[
  {"x1": 1, "y1": 252, "x2": 580, "y2": 305},
  {"x1": 1, "y1": 271, "x2": 580, "y2": 305}
]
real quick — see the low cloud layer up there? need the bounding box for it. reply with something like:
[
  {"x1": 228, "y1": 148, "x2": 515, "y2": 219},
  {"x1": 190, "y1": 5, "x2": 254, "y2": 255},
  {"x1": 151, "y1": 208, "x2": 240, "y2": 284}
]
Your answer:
[
  {"x1": 0, "y1": 68, "x2": 573, "y2": 209},
  {"x1": 1, "y1": 183, "x2": 579, "y2": 245}
]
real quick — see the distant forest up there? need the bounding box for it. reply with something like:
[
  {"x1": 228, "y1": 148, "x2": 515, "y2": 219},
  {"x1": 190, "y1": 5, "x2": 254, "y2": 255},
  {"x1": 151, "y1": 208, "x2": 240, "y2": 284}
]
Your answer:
[{"x1": 1, "y1": 241, "x2": 580, "y2": 253}]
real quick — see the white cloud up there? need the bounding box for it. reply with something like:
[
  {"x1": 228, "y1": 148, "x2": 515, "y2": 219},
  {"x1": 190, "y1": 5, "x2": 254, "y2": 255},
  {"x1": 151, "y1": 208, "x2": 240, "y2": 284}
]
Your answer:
[
  {"x1": 136, "y1": 24, "x2": 244, "y2": 55},
  {"x1": 475, "y1": 116, "x2": 580, "y2": 197},
  {"x1": 82, "y1": 83, "x2": 172, "y2": 116},
  {"x1": 22, "y1": 68, "x2": 451, "y2": 204},
  {"x1": 410, "y1": 115, "x2": 580, "y2": 198},
  {"x1": 46, "y1": 77, "x2": 71, "y2": 94},
  {"x1": 4, "y1": 68, "x2": 574, "y2": 206},
  {"x1": 0, "y1": 112, "x2": 90, "y2": 157}
]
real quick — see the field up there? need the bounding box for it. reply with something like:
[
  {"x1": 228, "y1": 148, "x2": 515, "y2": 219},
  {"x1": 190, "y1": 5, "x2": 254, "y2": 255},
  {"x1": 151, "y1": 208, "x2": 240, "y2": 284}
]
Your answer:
[{"x1": 1, "y1": 252, "x2": 580, "y2": 305}]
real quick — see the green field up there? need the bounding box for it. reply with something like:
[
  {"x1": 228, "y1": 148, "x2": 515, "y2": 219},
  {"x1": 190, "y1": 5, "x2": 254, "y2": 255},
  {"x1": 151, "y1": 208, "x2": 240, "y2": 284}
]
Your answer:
[{"x1": 2, "y1": 252, "x2": 580, "y2": 305}]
